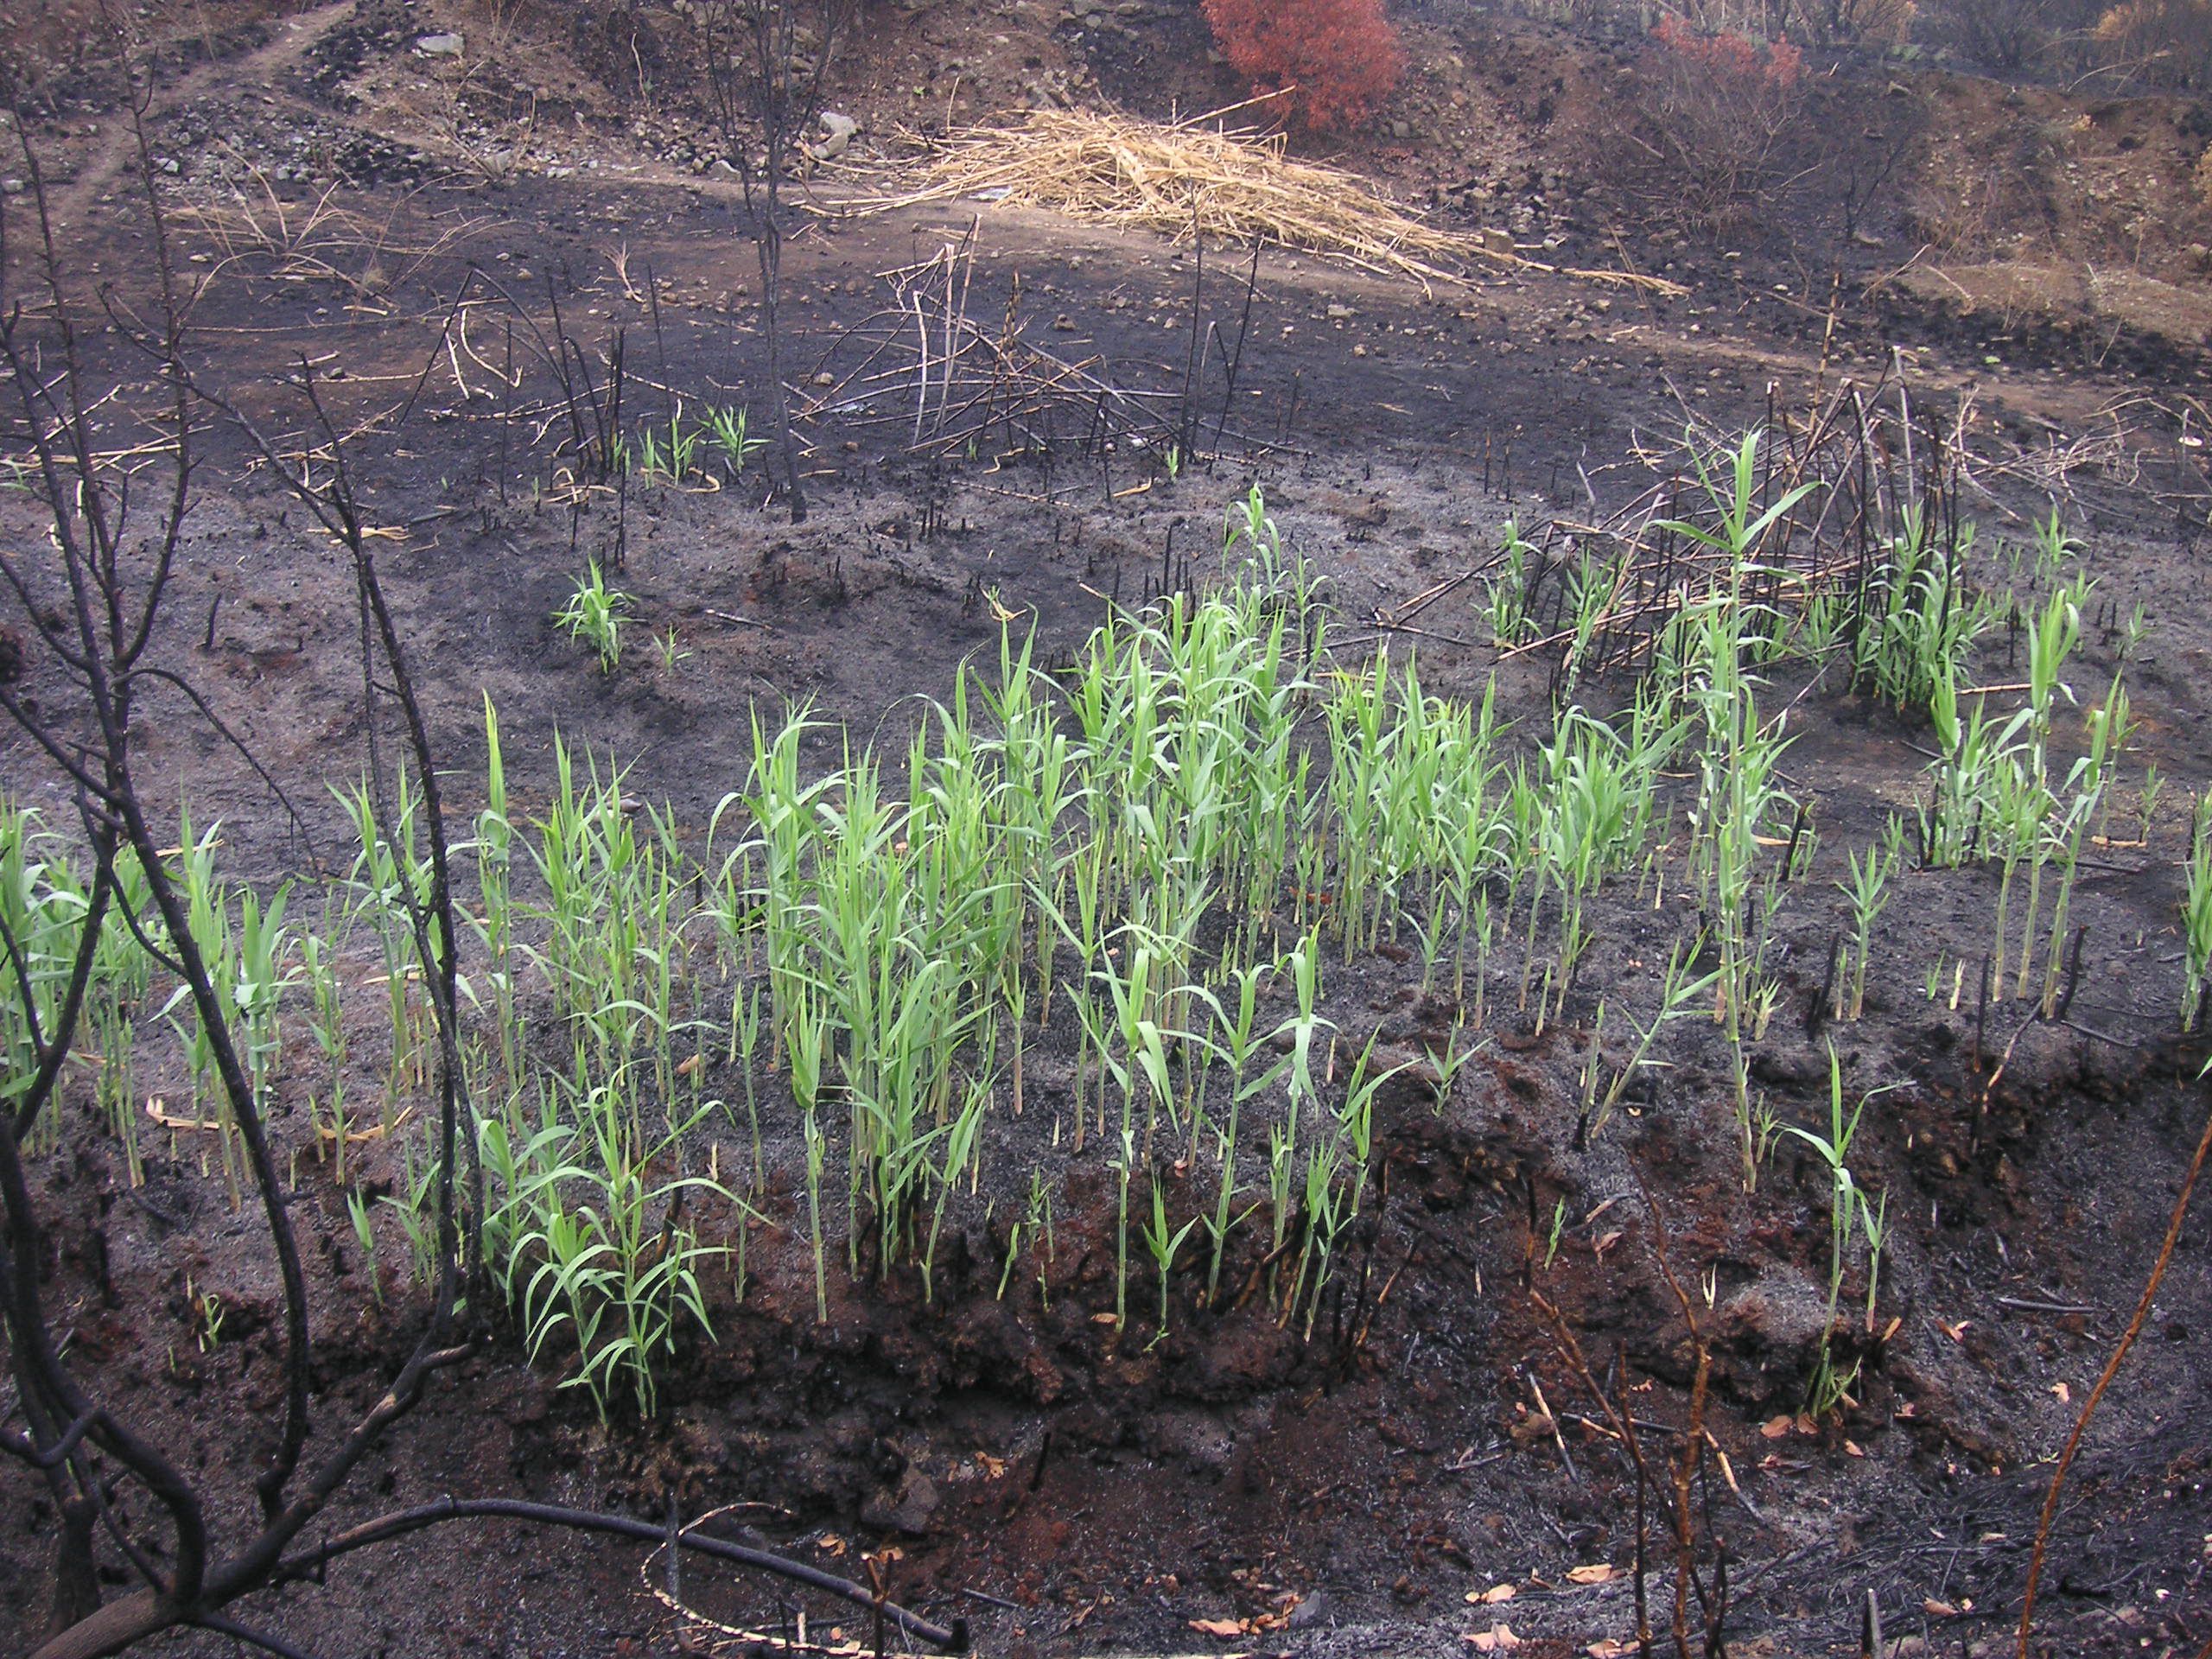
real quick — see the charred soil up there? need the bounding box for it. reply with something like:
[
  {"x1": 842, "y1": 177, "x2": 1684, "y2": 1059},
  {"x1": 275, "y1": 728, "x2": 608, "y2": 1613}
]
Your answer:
[{"x1": 2, "y1": 4, "x2": 2211, "y2": 1659}]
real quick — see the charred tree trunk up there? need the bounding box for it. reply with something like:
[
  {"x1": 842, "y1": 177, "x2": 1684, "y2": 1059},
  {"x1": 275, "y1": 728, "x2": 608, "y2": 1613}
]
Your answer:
[{"x1": 757, "y1": 197, "x2": 807, "y2": 522}]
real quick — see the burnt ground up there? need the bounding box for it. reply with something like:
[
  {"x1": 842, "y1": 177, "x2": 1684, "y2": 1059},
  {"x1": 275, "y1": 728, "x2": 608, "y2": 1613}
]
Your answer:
[{"x1": 3, "y1": 3, "x2": 2212, "y2": 1658}]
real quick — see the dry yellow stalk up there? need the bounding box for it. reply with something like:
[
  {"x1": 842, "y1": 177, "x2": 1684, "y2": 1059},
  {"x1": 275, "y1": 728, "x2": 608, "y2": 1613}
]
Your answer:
[{"x1": 845, "y1": 107, "x2": 1681, "y2": 296}]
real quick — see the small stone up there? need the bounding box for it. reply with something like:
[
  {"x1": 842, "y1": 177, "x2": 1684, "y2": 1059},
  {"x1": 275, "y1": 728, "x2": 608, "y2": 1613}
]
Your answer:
[
  {"x1": 1325, "y1": 302, "x2": 1353, "y2": 320},
  {"x1": 415, "y1": 32, "x2": 464, "y2": 57},
  {"x1": 1389, "y1": 118, "x2": 1414, "y2": 140},
  {"x1": 0, "y1": 179, "x2": 23, "y2": 195}
]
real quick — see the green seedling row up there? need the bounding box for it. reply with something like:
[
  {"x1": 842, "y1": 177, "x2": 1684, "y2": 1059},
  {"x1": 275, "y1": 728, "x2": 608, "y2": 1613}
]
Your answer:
[{"x1": 2, "y1": 441, "x2": 2188, "y2": 1421}]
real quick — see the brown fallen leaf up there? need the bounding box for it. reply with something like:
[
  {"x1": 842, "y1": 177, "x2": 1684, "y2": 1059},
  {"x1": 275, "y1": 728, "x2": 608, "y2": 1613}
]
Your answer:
[
  {"x1": 1465, "y1": 1585, "x2": 1517, "y2": 1605},
  {"x1": 2051, "y1": 1382, "x2": 2071, "y2": 1404},
  {"x1": 1507, "y1": 1408, "x2": 1557, "y2": 1448},
  {"x1": 1566, "y1": 1564, "x2": 1616, "y2": 1585},
  {"x1": 1844, "y1": 1440, "x2": 1866, "y2": 1458},
  {"x1": 1759, "y1": 1415, "x2": 1792, "y2": 1440},
  {"x1": 1937, "y1": 1318, "x2": 1970, "y2": 1343},
  {"x1": 1189, "y1": 1617, "x2": 1247, "y2": 1637},
  {"x1": 1464, "y1": 1624, "x2": 1522, "y2": 1650},
  {"x1": 1923, "y1": 1599, "x2": 1960, "y2": 1618},
  {"x1": 1589, "y1": 1642, "x2": 1637, "y2": 1658}
]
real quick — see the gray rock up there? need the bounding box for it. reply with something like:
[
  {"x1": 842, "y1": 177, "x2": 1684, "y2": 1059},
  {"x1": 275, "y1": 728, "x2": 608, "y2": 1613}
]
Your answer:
[
  {"x1": 415, "y1": 32, "x2": 464, "y2": 58},
  {"x1": 1719, "y1": 1266, "x2": 1831, "y2": 1357},
  {"x1": 814, "y1": 110, "x2": 858, "y2": 159},
  {"x1": 861, "y1": 1468, "x2": 939, "y2": 1536}
]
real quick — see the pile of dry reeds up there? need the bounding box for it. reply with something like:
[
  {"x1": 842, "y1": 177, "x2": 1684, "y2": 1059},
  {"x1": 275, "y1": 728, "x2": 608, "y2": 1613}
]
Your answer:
[{"x1": 852, "y1": 107, "x2": 1680, "y2": 295}]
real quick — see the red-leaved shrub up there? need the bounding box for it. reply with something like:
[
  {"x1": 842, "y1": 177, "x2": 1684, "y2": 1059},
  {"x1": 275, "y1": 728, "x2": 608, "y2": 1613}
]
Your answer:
[
  {"x1": 1650, "y1": 13, "x2": 1804, "y2": 93},
  {"x1": 1628, "y1": 13, "x2": 1810, "y2": 229},
  {"x1": 1200, "y1": 0, "x2": 1406, "y2": 134}
]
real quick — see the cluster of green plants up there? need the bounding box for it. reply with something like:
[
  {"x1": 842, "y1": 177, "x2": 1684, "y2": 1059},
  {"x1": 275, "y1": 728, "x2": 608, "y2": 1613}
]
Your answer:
[
  {"x1": 1485, "y1": 448, "x2": 2074, "y2": 728},
  {"x1": 613, "y1": 400, "x2": 766, "y2": 486},
  {"x1": 555, "y1": 562, "x2": 632, "y2": 673},
  {"x1": 5, "y1": 440, "x2": 2200, "y2": 1423},
  {"x1": 2185, "y1": 794, "x2": 2212, "y2": 1033},
  {"x1": 1918, "y1": 577, "x2": 2129, "y2": 1014},
  {"x1": 0, "y1": 805, "x2": 153, "y2": 1180},
  {"x1": 1785, "y1": 1044, "x2": 1897, "y2": 1416}
]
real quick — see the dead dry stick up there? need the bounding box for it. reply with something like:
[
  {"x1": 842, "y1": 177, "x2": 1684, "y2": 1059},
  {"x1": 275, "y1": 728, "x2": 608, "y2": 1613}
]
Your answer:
[
  {"x1": 1522, "y1": 1366, "x2": 1579, "y2": 1484},
  {"x1": 2015, "y1": 1079, "x2": 2212, "y2": 1659}
]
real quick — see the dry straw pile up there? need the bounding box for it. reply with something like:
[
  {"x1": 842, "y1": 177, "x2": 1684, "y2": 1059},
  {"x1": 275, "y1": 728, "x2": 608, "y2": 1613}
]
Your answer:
[{"x1": 851, "y1": 106, "x2": 1680, "y2": 295}]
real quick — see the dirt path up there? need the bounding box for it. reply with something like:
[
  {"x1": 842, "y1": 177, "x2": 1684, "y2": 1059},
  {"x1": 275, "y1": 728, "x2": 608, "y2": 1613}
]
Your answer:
[{"x1": 42, "y1": 0, "x2": 355, "y2": 232}]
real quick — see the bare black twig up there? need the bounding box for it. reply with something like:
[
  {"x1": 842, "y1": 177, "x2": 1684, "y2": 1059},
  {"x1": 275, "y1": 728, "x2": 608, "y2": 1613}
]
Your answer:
[{"x1": 694, "y1": 0, "x2": 860, "y2": 524}]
